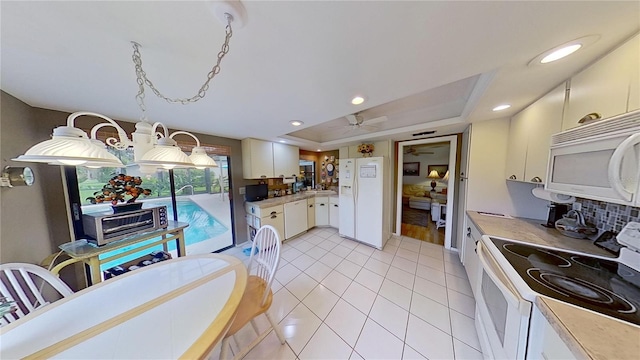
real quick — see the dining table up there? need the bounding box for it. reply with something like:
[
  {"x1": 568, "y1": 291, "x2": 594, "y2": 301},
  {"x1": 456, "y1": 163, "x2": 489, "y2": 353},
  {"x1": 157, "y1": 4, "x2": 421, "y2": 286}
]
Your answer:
[{"x1": 0, "y1": 254, "x2": 248, "y2": 359}]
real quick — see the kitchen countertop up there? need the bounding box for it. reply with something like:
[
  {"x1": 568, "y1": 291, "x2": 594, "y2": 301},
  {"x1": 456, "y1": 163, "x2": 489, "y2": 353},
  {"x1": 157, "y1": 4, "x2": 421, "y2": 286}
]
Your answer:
[
  {"x1": 467, "y1": 211, "x2": 638, "y2": 360},
  {"x1": 246, "y1": 190, "x2": 337, "y2": 208}
]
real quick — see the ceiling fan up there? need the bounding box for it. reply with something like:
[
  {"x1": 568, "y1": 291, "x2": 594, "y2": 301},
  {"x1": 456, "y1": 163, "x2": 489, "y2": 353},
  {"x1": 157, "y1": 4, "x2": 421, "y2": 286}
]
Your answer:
[
  {"x1": 344, "y1": 113, "x2": 388, "y2": 131},
  {"x1": 404, "y1": 146, "x2": 435, "y2": 156}
]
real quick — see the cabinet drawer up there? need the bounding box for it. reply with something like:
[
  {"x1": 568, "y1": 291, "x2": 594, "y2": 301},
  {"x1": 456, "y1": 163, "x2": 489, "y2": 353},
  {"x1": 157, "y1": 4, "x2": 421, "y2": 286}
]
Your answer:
[
  {"x1": 315, "y1": 196, "x2": 329, "y2": 204},
  {"x1": 246, "y1": 203, "x2": 283, "y2": 218}
]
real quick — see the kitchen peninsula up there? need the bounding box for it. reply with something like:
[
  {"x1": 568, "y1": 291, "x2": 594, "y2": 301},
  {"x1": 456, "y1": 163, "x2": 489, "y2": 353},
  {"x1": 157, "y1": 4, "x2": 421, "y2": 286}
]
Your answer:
[{"x1": 245, "y1": 191, "x2": 338, "y2": 241}]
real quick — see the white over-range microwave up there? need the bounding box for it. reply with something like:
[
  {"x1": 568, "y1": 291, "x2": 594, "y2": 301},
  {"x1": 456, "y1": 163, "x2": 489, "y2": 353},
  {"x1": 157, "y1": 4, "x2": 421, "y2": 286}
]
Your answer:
[{"x1": 546, "y1": 109, "x2": 640, "y2": 206}]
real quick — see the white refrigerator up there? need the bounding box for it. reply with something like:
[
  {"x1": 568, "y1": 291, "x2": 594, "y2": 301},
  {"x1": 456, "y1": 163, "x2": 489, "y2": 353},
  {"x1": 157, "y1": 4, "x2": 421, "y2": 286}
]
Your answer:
[{"x1": 339, "y1": 157, "x2": 389, "y2": 249}]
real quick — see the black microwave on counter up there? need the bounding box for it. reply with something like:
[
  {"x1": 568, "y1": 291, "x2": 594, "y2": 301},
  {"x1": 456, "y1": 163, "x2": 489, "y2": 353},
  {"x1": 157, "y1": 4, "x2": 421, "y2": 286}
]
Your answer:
[{"x1": 245, "y1": 184, "x2": 268, "y2": 202}]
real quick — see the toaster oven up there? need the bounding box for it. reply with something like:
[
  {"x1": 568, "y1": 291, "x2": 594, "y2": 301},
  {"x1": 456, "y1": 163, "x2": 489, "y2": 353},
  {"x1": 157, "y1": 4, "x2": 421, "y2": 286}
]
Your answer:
[{"x1": 82, "y1": 206, "x2": 168, "y2": 246}]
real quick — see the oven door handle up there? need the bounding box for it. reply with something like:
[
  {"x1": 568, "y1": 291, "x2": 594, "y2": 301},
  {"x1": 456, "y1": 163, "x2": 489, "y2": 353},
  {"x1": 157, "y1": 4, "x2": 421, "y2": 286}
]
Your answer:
[{"x1": 477, "y1": 242, "x2": 530, "y2": 315}]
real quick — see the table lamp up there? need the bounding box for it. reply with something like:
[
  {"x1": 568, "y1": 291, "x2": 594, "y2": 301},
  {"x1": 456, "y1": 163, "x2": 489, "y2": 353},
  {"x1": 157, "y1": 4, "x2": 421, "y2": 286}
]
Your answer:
[{"x1": 427, "y1": 170, "x2": 440, "y2": 191}]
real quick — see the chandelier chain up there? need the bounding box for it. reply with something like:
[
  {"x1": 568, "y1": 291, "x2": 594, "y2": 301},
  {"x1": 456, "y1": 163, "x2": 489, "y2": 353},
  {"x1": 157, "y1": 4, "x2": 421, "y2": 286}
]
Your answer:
[{"x1": 131, "y1": 14, "x2": 233, "y2": 107}]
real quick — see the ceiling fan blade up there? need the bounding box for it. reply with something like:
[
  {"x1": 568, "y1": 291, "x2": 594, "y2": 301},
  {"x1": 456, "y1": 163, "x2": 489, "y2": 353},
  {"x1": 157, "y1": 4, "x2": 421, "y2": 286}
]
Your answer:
[
  {"x1": 345, "y1": 114, "x2": 359, "y2": 125},
  {"x1": 363, "y1": 115, "x2": 388, "y2": 125}
]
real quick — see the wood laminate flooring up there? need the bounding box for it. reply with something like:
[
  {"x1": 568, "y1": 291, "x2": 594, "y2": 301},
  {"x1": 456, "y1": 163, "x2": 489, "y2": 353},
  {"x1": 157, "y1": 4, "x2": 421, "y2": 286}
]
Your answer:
[{"x1": 401, "y1": 206, "x2": 445, "y2": 245}]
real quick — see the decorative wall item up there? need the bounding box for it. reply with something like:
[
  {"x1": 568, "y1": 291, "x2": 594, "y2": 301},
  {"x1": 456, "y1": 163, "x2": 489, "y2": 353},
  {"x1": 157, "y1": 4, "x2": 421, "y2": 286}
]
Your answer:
[
  {"x1": 403, "y1": 162, "x2": 420, "y2": 176},
  {"x1": 358, "y1": 143, "x2": 375, "y2": 157},
  {"x1": 427, "y1": 164, "x2": 448, "y2": 178}
]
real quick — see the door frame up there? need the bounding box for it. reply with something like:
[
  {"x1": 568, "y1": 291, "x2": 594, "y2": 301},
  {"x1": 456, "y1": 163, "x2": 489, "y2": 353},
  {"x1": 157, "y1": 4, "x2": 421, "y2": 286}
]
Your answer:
[{"x1": 395, "y1": 135, "x2": 458, "y2": 249}]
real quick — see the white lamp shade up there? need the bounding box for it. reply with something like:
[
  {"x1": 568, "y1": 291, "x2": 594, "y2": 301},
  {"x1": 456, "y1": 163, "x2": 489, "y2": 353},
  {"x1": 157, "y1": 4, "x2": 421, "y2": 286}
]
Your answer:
[
  {"x1": 189, "y1": 147, "x2": 218, "y2": 168},
  {"x1": 12, "y1": 126, "x2": 123, "y2": 166},
  {"x1": 137, "y1": 137, "x2": 193, "y2": 169},
  {"x1": 442, "y1": 170, "x2": 450, "y2": 181},
  {"x1": 427, "y1": 170, "x2": 441, "y2": 179}
]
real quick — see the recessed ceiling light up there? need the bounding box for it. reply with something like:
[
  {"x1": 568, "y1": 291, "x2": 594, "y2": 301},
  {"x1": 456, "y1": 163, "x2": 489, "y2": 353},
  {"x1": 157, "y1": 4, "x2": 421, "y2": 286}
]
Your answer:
[
  {"x1": 541, "y1": 44, "x2": 582, "y2": 64},
  {"x1": 351, "y1": 96, "x2": 365, "y2": 105},
  {"x1": 492, "y1": 104, "x2": 511, "y2": 111},
  {"x1": 316, "y1": 149, "x2": 322, "y2": 152},
  {"x1": 290, "y1": 120, "x2": 304, "y2": 126},
  {"x1": 279, "y1": 140, "x2": 286, "y2": 143},
  {"x1": 529, "y1": 35, "x2": 599, "y2": 66}
]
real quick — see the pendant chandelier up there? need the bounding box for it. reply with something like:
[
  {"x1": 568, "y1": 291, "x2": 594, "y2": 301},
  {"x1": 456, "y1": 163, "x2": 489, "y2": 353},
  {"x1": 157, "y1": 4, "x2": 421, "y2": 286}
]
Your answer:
[{"x1": 13, "y1": 2, "x2": 244, "y2": 170}]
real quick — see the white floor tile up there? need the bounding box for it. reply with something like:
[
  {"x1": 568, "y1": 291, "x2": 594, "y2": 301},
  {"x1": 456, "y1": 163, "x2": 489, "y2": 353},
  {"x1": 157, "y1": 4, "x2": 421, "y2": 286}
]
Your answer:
[
  {"x1": 385, "y1": 266, "x2": 415, "y2": 290},
  {"x1": 316, "y1": 239, "x2": 338, "y2": 252},
  {"x1": 447, "y1": 289, "x2": 475, "y2": 319},
  {"x1": 354, "y1": 243, "x2": 375, "y2": 256},
  {"x1": 446, "y1": 273, "x2": 473, "y2": 297},
  {"x1": 382, "y1": 244, "x2": 399, "y2": 255},
  {"x1": 369, "y1": 295, "x2": 409, "y2": 339},
  {"x1": 342, "y1": 281, "x2": 377, "y2": 314},
  {"x1": 269, "y1": 288, "x2": 301, "y2": 323},
  {"x1": 293, "y1": 240, "x2": 315, "y2": 253},
  {"x1": 320, "y1": 270, "x2": 352, "y2": 296},
  {"x1": 305, "y1": 246, "x2": 328, "y2": 260},
  {"x1": 443, "y1": 250, "x2": 461, "y2": 264},
  {"x1": 291, "y1": 253, "x2": 316, "y2": 271},
  {"x1": 302, "y1": 284, "x2": 340, "y2": 320},
  {"x1": 410, "y1": 292, "x2": 451, "y2": 335},
  {"x1": 280, "y1": 303, "x2": 322, "y2": 355},
  {"x1": 364, "y1": 257, "x2": 391, "y2": 277},
  {"x1": 354, "y1": 268, "x2": 384, "y2": 293},
  {"x1": 299, "y1": 324, "x2": 352, "y2": 360},
  {"x1": 378, "y1": 279, "x2": 412, "y2": 310},
  {"x1": 242, "y1": 330, "x2": 296, "y2": 360},
  {"x1": 339, "y1": 239, "x2": 358, "y2": 250},
  {"x1": 286, "y1": 272, "x2": 319, "y2": 301},
  {"x1": 398, "y1": 241, "x2": 420, "y2": 253},
  {"x1": 281, "y1": 247, "x2": 303, "y2": 262},
  {"x1": 402, "y1": 344, "x2": 427, "y2": 360},
  {"x1": 336, "y1": 259, "x2": 363, "y2": 278},
  {"x1": 275, "y1": 263, "x2": 303, "y2": 286},
  {"x1": 350, "y1": 350, "x2": 365, "y2": 360},
  {"x1": 413, "y1": 276, "x2": 449, "y2": 306},
  {"x1": 405, "y1": 314, "x2": 454, "y2": 360},
  {"x1": 330, "y1": 244, "x2": 353, "y2": 258},
  {"x1": 355, "y1": 319, "x2": 405, "y2": 360},
  {"x1": 325, "y1": 299, "x2": 367, "y2": 347},
  {"x1": 318, "y1": 252, "x2": 342, "y2": 268},
  {"x1": 346, "y1": 250, "x2": 370, "y2": 266},
  {"x1": 304, "y1": 261, "x2": 332, "y2": 282},
  {"x1": 450, "y1": 310, "x2": 481, "y2": 351},
  {"x1": 420, "y1": 243, "x2": 444, "y2": 259},
  {"x1": 271, "y1": 279, "x2": 283, "y2": 293},
  {"x1": 444, "y1": 260, "x2": 467, "y2": 279},
  {"x1": 387, "y1": 237, "x2": 401, "y2": 247},
  {"x1": 391, "y1": 256, "x2": 418, "y2": 274},
  {"x1": 415, "y1": 264, "x2": 446, "y2": 286},
  {"x1": 395, "y1": 247, "x2": 419, "y2": 262},
  {"x1": 453, "y1": 338, "x2": 484, "y2": 360},
  {"x1": 370, "y1": 249, "x2": 394, "y2": 264},
  {"x1": 418, "y1": 254, "x2": 445, "y2": 271}
]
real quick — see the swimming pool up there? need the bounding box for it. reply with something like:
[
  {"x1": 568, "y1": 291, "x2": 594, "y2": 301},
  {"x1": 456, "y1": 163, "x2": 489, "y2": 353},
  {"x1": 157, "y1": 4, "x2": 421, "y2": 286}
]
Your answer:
[{"x1": 96, "y1": 198, "x2": 228, "y2": 270}]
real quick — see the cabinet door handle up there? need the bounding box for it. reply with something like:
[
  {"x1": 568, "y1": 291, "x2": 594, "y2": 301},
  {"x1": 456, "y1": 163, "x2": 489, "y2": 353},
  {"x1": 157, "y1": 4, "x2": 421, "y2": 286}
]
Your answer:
[
  {"x1": 319, "y1": 204, "x2": 325, "y2": 206},
  {"x1": 271, "y1": 215, "x2": 277, "y2": 219},
  {"x1": 309, "y1": 204, "x2": 313, "y2": 208},
  {"x1": 260, "y1": 175, "x2": 267, "y2": 178},
  {"x1": 509, "y1": 175, "x2": 517, "y2": 180},
  {"x1": 333, "y1": 204, "x2": 338, "y2": 207},
  {"x1": 466, "y1": 227, "x2": 471, "y2": 237},
  {"x1": 270, "y1": 211, "x2": 277, "y2": 215},
  {"x1": 530, "y1": 176, "x2": 542, "y2": 183}
]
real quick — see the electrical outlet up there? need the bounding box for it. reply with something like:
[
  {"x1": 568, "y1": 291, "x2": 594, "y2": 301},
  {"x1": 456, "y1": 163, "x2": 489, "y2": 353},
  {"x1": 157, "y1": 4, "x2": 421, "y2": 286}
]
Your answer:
[
  {"x1": 572, "y1": 202, "x2": 582, "y2": 211},
  {"x1": 239, "y1": 187, "x2": 245, "y2": 195}
]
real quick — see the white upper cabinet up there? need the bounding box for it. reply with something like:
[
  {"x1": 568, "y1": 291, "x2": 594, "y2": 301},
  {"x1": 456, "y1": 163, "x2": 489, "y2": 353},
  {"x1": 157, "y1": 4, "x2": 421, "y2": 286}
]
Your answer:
[
  {"x1": 563, "y1": 34, "x2": 640, "y2": 131},
  {"x1": 242, "y1": 139, "x2": 299, "y2": 179},
  {"x1": 505, "y1": 83, "x2": 566, "y2": 183},
  {"x1": 273, "y1": 142, "x2": 300, "y2": 178},
  {"x1": 242, "y1": 138, "x2": 274, "y2": 179}
]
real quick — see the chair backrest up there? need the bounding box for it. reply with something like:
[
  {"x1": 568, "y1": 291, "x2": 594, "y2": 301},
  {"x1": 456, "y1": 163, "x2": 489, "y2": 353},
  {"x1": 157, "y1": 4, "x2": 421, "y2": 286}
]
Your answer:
[
  {"x1": 247, "y1": 225, "x2": 282, "y2": 306},
  {"x1": 0, "y1": 263, "x2": 73, "y2": 325}
]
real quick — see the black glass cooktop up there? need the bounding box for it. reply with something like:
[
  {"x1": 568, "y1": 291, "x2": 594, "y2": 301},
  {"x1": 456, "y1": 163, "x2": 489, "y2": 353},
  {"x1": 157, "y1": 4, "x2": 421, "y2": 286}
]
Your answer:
[{"x1": 489, "y1": 237, "x2": 640, "y2": 326}]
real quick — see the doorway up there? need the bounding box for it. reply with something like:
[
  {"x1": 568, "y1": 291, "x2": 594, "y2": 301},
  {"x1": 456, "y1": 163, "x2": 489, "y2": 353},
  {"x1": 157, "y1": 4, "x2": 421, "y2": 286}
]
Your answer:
[{"x1": 396, "y1": 135, "x2": 458, "y2": 249}]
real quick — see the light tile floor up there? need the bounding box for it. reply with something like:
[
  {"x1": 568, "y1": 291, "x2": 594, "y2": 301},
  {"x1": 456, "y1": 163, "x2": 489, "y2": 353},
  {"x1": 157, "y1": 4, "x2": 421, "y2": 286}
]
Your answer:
[{"x1": 213, "y1": 227, "x2": 483, "y2": 360}]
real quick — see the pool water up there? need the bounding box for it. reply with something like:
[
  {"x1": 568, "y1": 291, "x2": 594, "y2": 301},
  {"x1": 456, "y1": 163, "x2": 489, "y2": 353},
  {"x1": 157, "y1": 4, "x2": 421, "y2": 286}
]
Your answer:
[{"x1": 97, "y1": 198, "x2": 228, "y2": 270}]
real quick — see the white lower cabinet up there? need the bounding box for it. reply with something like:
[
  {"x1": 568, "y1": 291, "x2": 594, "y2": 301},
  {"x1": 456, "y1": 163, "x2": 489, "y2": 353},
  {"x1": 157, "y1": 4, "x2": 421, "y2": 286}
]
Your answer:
[
  {"x1": 463, "y1": 216, "x2": 482, "y2": 297},
  {"x1": 329, "y1": 197, "x2": 339, "y2": 228},
  {"x1": 307, "y1": 198, "x2": 315, "y2": 229},
  {"x1": 284, "y1": 200, "x2": 308, "y2": 239},
  {"x1": 315, "y1": 196, "x2": 329, "y2": 226},
  {"x1": 527, "y1": 304, "x2": 576, "y2": 360}
]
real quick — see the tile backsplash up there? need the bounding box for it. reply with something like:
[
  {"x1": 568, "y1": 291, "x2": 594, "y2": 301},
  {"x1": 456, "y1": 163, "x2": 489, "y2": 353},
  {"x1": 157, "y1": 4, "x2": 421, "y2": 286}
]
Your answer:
[{"x1": 576, "y1": 198, "x2": 640, "y2": 233}]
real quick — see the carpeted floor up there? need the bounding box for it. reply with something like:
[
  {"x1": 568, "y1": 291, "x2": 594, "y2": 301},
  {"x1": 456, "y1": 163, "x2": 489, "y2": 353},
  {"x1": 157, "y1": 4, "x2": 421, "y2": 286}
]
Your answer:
[{"x1": 402, "y1": 205, "x2": 429, "y2": 227}]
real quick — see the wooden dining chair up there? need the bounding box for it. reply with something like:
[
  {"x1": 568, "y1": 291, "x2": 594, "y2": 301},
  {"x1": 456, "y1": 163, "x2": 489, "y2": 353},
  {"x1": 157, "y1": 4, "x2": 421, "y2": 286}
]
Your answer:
[
  {"x1": 219, "y1": 225, "x2": 286, "y2": 360},
  {"x1": 0, "y1": 263, "x2": 73, "y2": 326}
]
